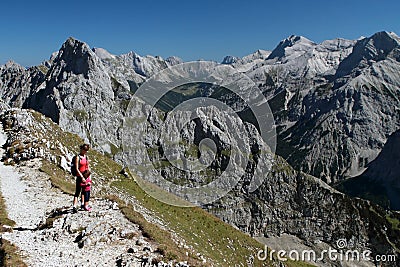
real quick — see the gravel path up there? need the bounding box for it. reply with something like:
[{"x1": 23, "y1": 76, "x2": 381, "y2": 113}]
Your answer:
[
  {"x1": 0, "y1": 131, "x2": 66, "y2": 229},
  {"x1": 0, "y1": 125, "x2": 161, "y2": 267}
]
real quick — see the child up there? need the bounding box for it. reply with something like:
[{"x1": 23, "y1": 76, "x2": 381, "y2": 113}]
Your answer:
[{"x1": 80, "y1": 170, "x2": 92, "y2": 211}]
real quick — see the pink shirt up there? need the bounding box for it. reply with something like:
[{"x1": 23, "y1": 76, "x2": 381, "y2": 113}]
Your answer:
[{"x1": 78, "y1": 155, "x2": 89, "y2": 173}]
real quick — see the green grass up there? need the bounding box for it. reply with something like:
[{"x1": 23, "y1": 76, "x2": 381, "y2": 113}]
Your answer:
[
  {"x1": 112, "y1": 178, "x2": 271, "y2": 266},
  {"x1": 73, "y1": 110, "x2": 88, "y2": 123},
  {"x1": 106, "y1": 195, "x2": 202, "y2": 265},
  {"x1": 0, "y1": 239, "x2": 27, "y2": 267},
  {"x1": 112, "y1": 177, "x2": 316, "y2": 267},
  {"x1": 386, "y1": 215, "x2": 400, "y2": 231},
  {"x1": 37, "y1": 65, "x2": 49, "y2": 75},
  {"x1": 0, "y1": 196, "x2": 15, "y2": 229},
  {"x1": 39, "y1": 160, "x2": 76, "y2": 195}
]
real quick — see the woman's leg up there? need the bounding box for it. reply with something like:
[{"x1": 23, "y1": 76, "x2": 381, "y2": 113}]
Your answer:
[{"x1": 73, "y1": 178, "x2": 81, "y2": 208}]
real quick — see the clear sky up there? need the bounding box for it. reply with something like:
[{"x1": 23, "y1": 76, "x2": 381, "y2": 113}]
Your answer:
[{"x1": 1, "y1": 0, "x2": 399, "y2": 67}]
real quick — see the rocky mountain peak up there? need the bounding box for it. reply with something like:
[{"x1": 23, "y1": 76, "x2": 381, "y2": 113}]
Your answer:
[
  {"x1": 363, "y1": 31, "x2": 399, "y2": 57},
  {"x1": 52, "y1": 37, "x2": 102, "y2": 79},
  {"x1": 267, "y1": 35, "x2": 315, "y2": 59},
  {"x1": 232, "y1": 50, "x2": 270, "y2": 69},
  {"x1": 119, "y1": 51, "x2": 168, "y2": 77},
  {"x1": 286, "y1": 35, "x2": 311, "y2": 45},
  {"x1": 23, "y1": 37, "x2": 113, "y2": 125},
  {"x1": 124, "y1": 51, "x2": 140, "y2": 59},
  {"x1": 252, "y1": 49, "x2": 270, "y2": 59},
  {"x1": 92, "y1": 47, "x2": 116, "y2": 60},
  {"x1": 2, "y1": 60, "x2": 25, "y2": 72},
  {"x1": 221, "y1": 55, "x2": 238, "y2": 64},
  {"x1": 319, "y1": 38, "x2": 355, "y2": 51},
  {"x1": 371, "y1": 30, "x2": 400, "y2": 44},
  {"x1": 165, "y1": 56, "x2": 183, "y2": 66},
  {"x1": 335, "y1": 31, "x2": 400, "y2": 78},
  {"x1": 1, "y1": 32, "x2": 400, "y2": 264}
]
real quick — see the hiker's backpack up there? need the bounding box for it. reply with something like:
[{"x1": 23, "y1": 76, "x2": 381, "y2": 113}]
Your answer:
[{"x1": 70, "y1": 155, "x2": 81, "y2": 176}]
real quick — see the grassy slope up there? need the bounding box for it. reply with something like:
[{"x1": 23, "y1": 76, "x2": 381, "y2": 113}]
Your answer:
[
  {"x1": 23, "y1": 110, "x2": 316, "y2": 266},
  {"x1": 29, "y1": 111, "x2": 269, "y2": 266},
  {"x1": 113, "y1": 178, "x2": 267, "y2": 266}
]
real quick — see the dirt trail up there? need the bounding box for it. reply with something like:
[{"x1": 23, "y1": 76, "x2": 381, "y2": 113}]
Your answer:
[{"x1": 0, "y1": 125, "x2": 161, "y2": 267}]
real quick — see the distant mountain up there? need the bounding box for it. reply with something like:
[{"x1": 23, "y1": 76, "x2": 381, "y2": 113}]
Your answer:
[{"x1": 224, "y1": 31, "x2": 400, "y2": 188}]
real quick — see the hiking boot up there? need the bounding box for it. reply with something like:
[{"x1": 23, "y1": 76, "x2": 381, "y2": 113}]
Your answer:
[{"x1": 72, "y1": 206, "x2": 78, "y2": 213}]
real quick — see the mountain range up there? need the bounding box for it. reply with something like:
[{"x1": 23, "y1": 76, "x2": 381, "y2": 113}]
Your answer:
[{"x1": 1, "y1": 31, "x2": 400, "y2": 265}]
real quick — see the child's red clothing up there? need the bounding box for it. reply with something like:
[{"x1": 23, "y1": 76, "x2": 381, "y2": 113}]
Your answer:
[{"x1": 80, "y1": 176, "x2": 91, "y2": 191}]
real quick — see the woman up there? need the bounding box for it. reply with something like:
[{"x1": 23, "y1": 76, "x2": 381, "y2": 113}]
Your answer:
[{"x1": 72, "y1": 143, "x2": 92, "y2": 212}]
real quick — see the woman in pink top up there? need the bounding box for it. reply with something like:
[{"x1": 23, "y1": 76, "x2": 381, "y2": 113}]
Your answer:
[{"x1": 72, "y1": 144, "x2": 92, "y2": 212}]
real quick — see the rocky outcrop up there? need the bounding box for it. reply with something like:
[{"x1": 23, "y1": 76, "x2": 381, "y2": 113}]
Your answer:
[
  {"x1": 277, "y1": 32, "x2": 400, "y2": 183},
  {"x1": 0, "y1": 108, "x2": 279, "y2": 267},
  {"x1": 207, "y1": 154, "x2": 400, "y2": 262},
  {"x1": 0, "y1": 109, "x2": 206, "y2": 267},
  {"x1": 0, "y1": 61, "x2": 46, "y2": 108},
  {"x1": 335, "y1": 31, "x2": 400, "y2": 78},
  {"x1": 24, "y1": 38, "x2": 128, "y2": 155},
  {"x1": 0, "y1": 99, "x2": 10, "y2": 111}
]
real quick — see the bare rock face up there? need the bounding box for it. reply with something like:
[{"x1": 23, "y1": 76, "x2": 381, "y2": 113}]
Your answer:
[
  {"x1": 0, "y1": 110, "x2": 197, "y2": 267},
  {"x1": 0, "y1": 99, "x2": 10, "y2": 111},
  {"x1": 360, "y1": 130, "x2": 400, "y2": 191}
]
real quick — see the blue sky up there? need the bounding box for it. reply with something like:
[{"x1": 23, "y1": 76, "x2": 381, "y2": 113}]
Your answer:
[{"x1": 1, "y1": 0, "x2": 399, "y2": 67}]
